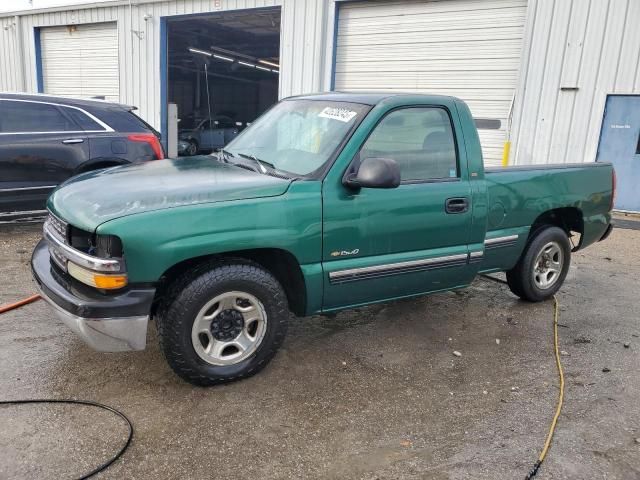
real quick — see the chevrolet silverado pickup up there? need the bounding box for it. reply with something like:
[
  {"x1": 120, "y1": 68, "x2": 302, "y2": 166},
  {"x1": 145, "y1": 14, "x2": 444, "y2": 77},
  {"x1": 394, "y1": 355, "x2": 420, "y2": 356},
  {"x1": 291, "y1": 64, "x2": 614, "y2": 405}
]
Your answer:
[{"x1": 31, "y1": 93, "x2": 615, "y2": 386}]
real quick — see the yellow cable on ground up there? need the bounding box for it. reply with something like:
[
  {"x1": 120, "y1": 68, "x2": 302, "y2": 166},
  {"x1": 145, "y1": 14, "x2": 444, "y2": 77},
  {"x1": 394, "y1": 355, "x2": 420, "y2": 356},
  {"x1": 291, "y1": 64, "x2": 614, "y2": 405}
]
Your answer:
[{"x1": 525, "y1": 295, "x2": 565, "y2": 479}]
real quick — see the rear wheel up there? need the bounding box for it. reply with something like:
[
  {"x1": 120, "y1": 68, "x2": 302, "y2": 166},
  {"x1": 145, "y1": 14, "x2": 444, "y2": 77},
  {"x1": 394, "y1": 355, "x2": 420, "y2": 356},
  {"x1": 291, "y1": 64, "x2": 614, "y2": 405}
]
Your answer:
[
  {"x1": 156, "y1": 259, "x2": 289, "y2": 386},
  {"x1": 506, "y1": 226, "x2": 571, "y2": 302}
]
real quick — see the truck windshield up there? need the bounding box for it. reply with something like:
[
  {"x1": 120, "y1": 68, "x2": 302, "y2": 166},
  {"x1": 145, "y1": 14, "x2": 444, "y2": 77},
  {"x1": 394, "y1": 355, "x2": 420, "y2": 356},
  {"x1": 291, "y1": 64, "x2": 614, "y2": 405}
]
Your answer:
[{"x1": 224, "y1": 99, "x2": 370, "y2": 177}]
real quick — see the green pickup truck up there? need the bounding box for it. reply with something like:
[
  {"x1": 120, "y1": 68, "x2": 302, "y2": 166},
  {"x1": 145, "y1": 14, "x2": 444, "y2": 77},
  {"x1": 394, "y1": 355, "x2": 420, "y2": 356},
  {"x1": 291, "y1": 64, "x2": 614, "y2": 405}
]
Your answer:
[{"x1": 32, "y1": 93, "x2": 614, "y2": 385}]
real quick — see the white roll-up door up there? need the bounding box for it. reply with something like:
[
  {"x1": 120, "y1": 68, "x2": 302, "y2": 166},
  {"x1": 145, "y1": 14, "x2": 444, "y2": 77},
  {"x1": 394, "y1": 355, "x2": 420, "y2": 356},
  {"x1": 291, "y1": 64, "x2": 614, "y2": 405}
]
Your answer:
[
  {"x1": 335, "y1": 0, "x2": 527, "y2": 166},
  {"x1": 40, "y1": 23, "x2": 119, "y2": 102}
]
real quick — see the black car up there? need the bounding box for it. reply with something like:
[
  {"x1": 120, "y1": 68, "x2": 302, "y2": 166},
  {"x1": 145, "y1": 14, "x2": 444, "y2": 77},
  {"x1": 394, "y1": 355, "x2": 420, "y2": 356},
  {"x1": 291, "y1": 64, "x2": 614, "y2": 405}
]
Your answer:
[{"x1": 0, "y1": 93, "x2": 165, "y2": 221}]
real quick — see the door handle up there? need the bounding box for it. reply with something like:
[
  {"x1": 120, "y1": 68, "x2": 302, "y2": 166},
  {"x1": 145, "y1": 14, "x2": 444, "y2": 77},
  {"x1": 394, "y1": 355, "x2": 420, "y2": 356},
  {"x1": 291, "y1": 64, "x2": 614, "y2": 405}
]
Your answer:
[
  {"x1": 62, "y1": 138, "x2": 84, "y2": 144},
  {"x1": 445, "y1": 197, "x2": 469, "y2": 214}
]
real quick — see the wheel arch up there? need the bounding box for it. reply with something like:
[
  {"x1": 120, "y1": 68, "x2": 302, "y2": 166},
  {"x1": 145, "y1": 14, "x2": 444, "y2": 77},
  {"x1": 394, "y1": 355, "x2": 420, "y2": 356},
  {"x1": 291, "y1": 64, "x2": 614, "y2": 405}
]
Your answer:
[
  {"x1": 74, "y1": 157, "x2": 129, "y2": 175},
  {"x1": 182, "y1": 135, "x2": 199, "y2": 145},
  {"x1": 530, "y1": 207, "x2": 584, "y2": 250},
  {"x1": 152, "y1": 248, "x2": 307, "y2": 318}
]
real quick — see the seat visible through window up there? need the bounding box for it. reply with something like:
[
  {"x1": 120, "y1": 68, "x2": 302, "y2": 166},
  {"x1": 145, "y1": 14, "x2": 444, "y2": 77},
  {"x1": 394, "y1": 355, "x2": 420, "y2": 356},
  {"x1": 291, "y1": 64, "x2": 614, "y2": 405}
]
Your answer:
[{"x1": 359, "y1": 107, "x2": 457, "y2": 182}]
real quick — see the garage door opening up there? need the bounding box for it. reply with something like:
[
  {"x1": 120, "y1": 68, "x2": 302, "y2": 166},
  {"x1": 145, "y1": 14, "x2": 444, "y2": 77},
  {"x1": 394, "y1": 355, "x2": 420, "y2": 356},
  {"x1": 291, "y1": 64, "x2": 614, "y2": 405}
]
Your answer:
[{"x1": 166, "y1": 8, "x2": 281, "y2": 156}]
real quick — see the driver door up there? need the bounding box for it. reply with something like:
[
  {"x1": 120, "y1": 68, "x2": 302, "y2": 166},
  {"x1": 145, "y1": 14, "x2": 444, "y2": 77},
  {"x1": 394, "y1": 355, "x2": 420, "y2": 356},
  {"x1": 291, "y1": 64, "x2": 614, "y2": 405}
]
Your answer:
[
  {"x1": 321, "y1": 105, "x2": 475, "y2": 310},
  {"x1": 199, "y1": 120, "x2": 223, "y2": 149}
]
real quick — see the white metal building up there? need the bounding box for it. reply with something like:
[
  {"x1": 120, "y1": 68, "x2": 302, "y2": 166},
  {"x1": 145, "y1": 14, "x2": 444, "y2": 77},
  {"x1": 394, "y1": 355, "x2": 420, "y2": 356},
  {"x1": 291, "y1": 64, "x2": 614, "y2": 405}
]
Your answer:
[
  {"x1": 511, "y1": 0, "x2": 640, "y2": 166},
  {"x1": 334, "y1": 0, "x2": 528, "y2": 165},
  {"x1": 0, "y1": 0, "x2": 330, "y2": 145},
  {"x1": 1, "y1": 0, "x2": 639, "y2": 172}
]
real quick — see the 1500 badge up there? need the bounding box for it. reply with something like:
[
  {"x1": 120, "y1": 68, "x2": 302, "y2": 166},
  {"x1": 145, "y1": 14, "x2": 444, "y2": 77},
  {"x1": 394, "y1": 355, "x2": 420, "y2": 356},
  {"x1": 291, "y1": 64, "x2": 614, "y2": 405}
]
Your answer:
[{"x1": 331, "y1": 249, "x2": 360, "y2": 257}]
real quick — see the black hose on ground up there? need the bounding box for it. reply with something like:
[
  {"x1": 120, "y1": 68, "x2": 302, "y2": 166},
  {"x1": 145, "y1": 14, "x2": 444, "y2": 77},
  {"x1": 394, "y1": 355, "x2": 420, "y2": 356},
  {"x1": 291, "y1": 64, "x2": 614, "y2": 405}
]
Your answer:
[
  {"x1": 0, "y1": 398, "x2": 133, "y2": 480},
  {"x1": 2, "y1": 280, "x2": 565, "y2": 479},
  {"x1": 1, "y1": 297, "x2": 134, "y2": 480}
]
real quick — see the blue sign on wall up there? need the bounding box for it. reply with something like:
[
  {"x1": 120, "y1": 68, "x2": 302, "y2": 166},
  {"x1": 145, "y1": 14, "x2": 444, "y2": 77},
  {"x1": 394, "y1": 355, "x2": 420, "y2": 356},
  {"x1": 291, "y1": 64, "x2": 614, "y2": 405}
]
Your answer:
[{"x1": 596, "y1": 94, "x2": 640, "y2": 212}]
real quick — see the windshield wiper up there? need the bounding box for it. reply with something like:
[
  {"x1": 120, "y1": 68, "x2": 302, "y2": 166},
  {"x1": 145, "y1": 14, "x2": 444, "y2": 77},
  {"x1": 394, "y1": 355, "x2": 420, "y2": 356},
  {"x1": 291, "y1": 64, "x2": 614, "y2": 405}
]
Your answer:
[
  {"x1": 217, "y1": 149, "x2": 235, "y2": 163},
  {"x1": 224, "y1": 151, "x2": 296, "y2": 179},
  {"x1": 236, "y1": 152, "x2": 275, "y2": 175}
]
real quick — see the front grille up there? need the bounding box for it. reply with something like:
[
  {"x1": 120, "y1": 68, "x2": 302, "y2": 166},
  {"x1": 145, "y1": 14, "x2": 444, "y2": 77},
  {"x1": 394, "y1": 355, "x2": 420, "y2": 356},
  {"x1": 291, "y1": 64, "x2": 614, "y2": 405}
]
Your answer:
[{"x1": 47, "y1": 212, "x2": 68, "y2": 243}]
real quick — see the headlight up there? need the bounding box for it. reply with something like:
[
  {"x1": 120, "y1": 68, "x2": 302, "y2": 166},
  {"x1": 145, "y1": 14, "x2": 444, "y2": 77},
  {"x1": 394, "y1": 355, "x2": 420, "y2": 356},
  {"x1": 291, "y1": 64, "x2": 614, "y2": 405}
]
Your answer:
[
  {"x1": 94, "y1": 234, "x2": 124, "y2": 259},
  {"x1": 67, "y1": 262, "x2": 128, "y2": 290},
  {"x1": 44, "y1": 218, "x2": 127, "y2": 289}
]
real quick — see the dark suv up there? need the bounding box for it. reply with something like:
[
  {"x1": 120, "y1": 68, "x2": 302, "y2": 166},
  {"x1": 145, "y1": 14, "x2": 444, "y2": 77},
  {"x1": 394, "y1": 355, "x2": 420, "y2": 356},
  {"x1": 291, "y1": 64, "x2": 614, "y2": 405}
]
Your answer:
[{"x1": 0, "y1": 93, "x2": 165, "y2": 222}]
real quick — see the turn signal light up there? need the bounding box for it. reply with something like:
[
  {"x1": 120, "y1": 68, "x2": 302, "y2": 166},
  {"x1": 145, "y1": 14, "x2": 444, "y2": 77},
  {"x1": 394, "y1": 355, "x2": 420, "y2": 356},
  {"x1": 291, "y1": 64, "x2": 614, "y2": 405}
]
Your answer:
[
  {"x1": 94, "y1": 274, "x2": 128, "y2": 290},
  {"x1": 67, "y1": 262, "x2": 128, "y2": 290}
]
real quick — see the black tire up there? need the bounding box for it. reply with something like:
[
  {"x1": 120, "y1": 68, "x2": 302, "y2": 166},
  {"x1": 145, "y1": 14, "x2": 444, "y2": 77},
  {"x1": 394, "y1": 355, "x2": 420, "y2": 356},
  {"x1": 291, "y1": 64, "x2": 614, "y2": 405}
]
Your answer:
[
  {"x1": 187, "y1": 140, "x2": 198, "y2": 156},
  {"x1": 156, "y1": 259, "x2": 289, "y2": 386},
  {"x1": 506, "y1": 226, "x2": 571, "y2": 302}
]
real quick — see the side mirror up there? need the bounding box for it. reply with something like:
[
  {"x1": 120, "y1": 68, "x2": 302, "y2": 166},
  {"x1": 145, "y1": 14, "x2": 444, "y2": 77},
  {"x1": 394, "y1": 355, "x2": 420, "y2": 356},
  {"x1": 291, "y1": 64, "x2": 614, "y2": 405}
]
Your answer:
[{"x1": 343, "y1": 157, "x2": 401, "y2": 189}]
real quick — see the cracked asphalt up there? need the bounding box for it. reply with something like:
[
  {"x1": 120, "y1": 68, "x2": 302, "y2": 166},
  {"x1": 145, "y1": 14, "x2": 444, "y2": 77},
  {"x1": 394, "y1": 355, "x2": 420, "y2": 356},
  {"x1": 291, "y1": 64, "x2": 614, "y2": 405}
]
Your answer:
[{"x1": 0, "y1": 221, "x2": 638, "y2": 479}]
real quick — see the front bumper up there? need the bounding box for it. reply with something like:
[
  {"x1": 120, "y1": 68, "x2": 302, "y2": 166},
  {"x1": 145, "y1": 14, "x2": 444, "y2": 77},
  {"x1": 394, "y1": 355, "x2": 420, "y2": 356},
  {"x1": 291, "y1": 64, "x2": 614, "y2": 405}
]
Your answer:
[
  {"x1": 31, "y1": 239, "x2": 155, "y2": 352},
  {"x1": 177, "y1": 140, "x2": 190, "y2": 155}
]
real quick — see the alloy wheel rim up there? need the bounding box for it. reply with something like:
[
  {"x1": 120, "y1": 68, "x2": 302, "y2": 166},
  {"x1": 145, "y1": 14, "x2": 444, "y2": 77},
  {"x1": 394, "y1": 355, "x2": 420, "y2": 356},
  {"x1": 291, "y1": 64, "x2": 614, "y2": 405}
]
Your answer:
[
  {"x1": 191, "y1": 291, "x2": 267, "y2": 366},
  {"x1": 532, "y1": 241, "x2": 563, "y2": 289}
]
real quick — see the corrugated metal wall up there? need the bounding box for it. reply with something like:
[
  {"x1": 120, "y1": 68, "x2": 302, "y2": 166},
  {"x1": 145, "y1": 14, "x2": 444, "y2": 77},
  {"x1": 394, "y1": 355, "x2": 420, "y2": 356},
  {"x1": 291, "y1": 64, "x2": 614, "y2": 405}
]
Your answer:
[
  {"x1": 5, "y1": 0, "x2": 639, "y2": 167},
  {"x1": 0, "y1": 0, "x2": 330, "y2": 131},
  {"x1": 511, "y1": 0, "x2": 640, "y2": 165},
  {"x1": 0, "y1": 16, "x2": 25, "y2": 92}
]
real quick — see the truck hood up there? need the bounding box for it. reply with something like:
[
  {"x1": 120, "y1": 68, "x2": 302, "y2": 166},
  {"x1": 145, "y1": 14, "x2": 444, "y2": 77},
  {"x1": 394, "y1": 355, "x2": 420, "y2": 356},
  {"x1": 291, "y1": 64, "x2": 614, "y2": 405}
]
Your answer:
[{"x1": 48, "y1": 156, "x2": 292, "y2": 232}]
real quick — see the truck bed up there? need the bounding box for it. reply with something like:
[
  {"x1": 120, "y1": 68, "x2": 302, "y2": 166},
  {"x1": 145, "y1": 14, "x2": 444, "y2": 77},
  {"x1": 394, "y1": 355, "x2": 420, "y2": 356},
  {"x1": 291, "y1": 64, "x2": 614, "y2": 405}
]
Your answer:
[
  {"x1": 477, "y1": 162, "x2": 613, "y2": 273},
  {"x1": 485, "y1": 162, "x2": 613, "y2": 248}
]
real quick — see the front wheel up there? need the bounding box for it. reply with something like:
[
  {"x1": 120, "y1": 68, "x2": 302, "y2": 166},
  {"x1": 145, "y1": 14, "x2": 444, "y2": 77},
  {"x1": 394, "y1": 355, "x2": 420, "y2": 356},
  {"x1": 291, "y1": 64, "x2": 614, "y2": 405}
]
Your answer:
[
  {"x1": 186, "y1": 139, "x2": 199, "y2": 156},
  {"x1": 506, "y1": 226, "x2": 571, "y2": 302},
  {"x1": 156, "y1": 260, "x2": 289, "y2": 386}
]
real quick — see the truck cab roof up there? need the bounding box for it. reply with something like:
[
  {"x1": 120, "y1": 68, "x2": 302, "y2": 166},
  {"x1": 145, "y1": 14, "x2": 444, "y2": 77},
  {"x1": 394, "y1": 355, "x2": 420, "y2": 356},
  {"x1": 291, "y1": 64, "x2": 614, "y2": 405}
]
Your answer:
[{"x1": 290, "y1": 91, "x2": 459, "y2": 106}]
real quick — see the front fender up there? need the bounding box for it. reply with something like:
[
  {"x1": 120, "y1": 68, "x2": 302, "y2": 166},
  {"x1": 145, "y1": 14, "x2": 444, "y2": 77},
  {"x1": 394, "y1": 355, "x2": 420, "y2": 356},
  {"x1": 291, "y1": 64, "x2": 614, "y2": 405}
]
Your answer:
[{"x1": 96, "y1": 182, "x2": 323, "y2": 284}]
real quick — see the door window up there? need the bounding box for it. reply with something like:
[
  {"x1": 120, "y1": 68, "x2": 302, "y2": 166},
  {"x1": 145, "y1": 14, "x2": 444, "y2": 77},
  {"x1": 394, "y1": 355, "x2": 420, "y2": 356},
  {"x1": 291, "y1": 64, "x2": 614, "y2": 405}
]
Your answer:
[
  {"x1": 63, "y1": 107, "x2": 104, "y2": 131},
  {"x1": 0, "y1": 101, "x2": 76, "y2": 133},
  {"x1": 360, "y1": 107, "x2": 458, "y2": 181}
]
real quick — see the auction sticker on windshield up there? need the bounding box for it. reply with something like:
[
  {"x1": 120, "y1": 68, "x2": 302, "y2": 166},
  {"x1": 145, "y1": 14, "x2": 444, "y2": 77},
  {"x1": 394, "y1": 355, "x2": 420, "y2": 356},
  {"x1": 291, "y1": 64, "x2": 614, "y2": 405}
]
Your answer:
[{"x1": 319, "y1": 106, "x2": 358, "y2": 123}]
